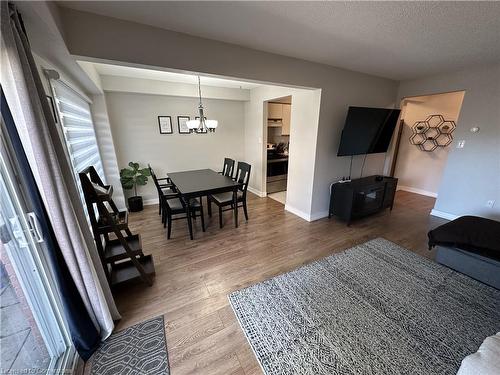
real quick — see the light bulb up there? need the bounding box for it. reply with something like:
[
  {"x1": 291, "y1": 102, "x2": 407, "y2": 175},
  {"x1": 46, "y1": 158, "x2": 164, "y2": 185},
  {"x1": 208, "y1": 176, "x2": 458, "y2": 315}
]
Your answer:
[
  {"x1": 206, "y1": 120, "x2": 218, "y2": 130},
  {"x1": 186, "y1": 119, "x2": 200, "y2": 130}
]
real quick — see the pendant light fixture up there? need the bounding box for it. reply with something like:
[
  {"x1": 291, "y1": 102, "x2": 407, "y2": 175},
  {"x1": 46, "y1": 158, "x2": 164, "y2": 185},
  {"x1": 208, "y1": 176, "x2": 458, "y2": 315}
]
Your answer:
[{"x1": 186, "y1": 76, "x2": 218, "y2": 133}]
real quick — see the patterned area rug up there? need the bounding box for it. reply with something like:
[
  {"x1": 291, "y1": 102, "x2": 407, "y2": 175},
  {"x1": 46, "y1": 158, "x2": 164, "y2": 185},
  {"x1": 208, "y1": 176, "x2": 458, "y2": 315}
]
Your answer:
[
  {"x1": 229, "y1": 238, "x2": 500, "y2": 375},
  {"x1": 90, "y1": 316, "x2": 169, "y2": 375}
]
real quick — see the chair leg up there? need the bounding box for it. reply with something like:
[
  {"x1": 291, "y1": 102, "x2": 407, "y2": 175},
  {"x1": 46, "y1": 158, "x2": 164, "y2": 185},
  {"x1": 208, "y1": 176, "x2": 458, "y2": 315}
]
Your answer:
[
  {"x1": 208, "y1": 198, "x2": 212, "y2": 217},
  {"x1": 200, "y1": 206, "x2": 205, "y2": 232},
  {"x1": 219, "y1": 205, "x2": 223, "y2": 229},
  {"x1": 167, "y1": 213, "x2": 172, "y2": 239},
  {"x1": 186, "y1": 204, "x2": 194, "y2": 240},
  {"x1": 187, "y1": 216, "x2": 194, "y2": 240},
  {"x1": 243, "y1": 200, "x2": 249, "y2": 221},
  {"x1": 161, "y1": 202, "x2": 165, "y2": 224},
  {"x1": 158, "y1": 196, "x2": 161, "y2": 215}
]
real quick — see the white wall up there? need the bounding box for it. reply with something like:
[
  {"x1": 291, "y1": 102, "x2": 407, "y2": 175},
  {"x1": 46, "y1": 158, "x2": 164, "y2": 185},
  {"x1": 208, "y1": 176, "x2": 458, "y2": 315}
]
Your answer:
[
  {"x1": 105, "y1": 92, "x2": 246, "y2": 202},
  {"x1": 395, "y1": 92, "x2": 465, "y2": 197},
  {"x1": 59, "y1": 7, "x2": 399, "y2": 220},
  {"x1": 396, "y1": 64, "x2": 500, "y2": 220},
  {"x1": 244, "y1": 86, "x2": 322, "y2": 219}
]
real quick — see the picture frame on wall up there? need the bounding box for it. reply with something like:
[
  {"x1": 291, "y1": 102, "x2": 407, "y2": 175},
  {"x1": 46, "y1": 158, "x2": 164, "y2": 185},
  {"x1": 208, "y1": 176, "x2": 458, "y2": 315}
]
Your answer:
[
  {"x1": 177, "y1": 116, "x2": 190, "y2": 134},
  {"x1": 46, "y1": 95, "x2": 58, "y2": 123},
  {"x1": 195, "y1": 116, "x2": 208, "y2": 133},
  {"x1": 158, "y1": 116, "x2": 173, "y2": 134}
]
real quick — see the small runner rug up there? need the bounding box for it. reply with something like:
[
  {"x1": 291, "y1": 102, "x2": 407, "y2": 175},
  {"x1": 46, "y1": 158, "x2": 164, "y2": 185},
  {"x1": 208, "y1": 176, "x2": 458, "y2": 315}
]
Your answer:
[
  {"x1": 229, "y1": 238, "x2": 500, "y2": 375},
  {"x1": 90, "y1": 316, "x2": 169, "y2": 375}
]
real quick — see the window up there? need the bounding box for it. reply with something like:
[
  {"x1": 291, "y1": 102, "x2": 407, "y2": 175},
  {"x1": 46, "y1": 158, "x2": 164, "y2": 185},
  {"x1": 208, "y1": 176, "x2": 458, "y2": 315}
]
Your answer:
[{"x1": 50, "y1": 80, "x2": 104, "y2": 205}]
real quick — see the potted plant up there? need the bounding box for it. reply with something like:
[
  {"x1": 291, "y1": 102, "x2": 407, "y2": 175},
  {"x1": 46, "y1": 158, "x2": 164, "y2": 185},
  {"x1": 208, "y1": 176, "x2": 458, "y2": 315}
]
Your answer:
[{"x1": 120, "y1": 162, "x2": 150, "y2": 212}]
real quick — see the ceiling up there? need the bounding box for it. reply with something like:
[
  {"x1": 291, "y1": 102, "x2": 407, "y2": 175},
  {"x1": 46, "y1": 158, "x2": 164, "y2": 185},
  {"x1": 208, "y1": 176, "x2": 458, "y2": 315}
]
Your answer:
[
  {"x1": 86, "y1": 62, "x2": 261, "y2": 89},
  {"x1": 58, "y1": 1, "x2": 500, "y2": 80}
]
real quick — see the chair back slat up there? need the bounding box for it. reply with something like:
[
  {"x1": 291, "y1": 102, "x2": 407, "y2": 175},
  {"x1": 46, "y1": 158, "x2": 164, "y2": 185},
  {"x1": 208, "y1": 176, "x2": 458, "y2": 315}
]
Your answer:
[
  {"x1": 148, "y1": 164, "x2": 162, "y2": 192},
  {"x1": 222, "y1": 158, "x2": 235, "y2": 178},
  {"x1": 234, "y1": 162, "x2": 251, "y2": 194}
]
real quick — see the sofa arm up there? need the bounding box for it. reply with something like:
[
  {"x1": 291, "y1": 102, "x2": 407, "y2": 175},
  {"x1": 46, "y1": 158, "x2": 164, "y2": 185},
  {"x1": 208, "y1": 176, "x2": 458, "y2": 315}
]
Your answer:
[{"x1": 457, "y1": 333, "x2": 500, "y2": 375}]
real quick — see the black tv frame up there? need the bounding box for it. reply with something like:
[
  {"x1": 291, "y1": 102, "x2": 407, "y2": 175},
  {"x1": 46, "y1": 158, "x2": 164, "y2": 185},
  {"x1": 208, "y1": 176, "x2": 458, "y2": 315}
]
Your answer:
[{"x1": 337, "y1": 106, "x2": 400, "y2": 157}]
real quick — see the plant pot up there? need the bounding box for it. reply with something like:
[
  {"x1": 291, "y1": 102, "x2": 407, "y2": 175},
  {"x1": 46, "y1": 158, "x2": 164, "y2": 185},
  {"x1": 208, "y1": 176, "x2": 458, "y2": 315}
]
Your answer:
[{"x1": 128, "y1": 196, "x2": 143, "y2": 212}]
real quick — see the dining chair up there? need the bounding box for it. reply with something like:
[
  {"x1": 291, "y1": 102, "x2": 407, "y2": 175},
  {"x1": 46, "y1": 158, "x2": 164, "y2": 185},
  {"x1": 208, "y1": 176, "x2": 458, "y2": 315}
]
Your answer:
[
  {"x1": 164, "y1": 193, "x2": 205, "y2": 240},
  {"x1": 218, "y1": 157, "x2": 235, "y2": 178},
  {"x1": 208, "y1": 161, "x2": 251, "y2": 228},
  {"x1": 149, "y1": 164, "x2": 176, "y2": 217}
]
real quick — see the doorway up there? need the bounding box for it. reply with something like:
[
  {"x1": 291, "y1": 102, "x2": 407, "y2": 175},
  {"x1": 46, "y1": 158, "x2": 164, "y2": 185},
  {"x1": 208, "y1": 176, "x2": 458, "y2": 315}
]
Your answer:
[
  {"x1": 266, "y1": 96, "x2": 292, "y2": 205},
  {"x1": 392, "y1": 91, "x2": 465, "y2": 198},
  {"x1": 1, "y1": 116, "x2": 75, "y2": 373}
]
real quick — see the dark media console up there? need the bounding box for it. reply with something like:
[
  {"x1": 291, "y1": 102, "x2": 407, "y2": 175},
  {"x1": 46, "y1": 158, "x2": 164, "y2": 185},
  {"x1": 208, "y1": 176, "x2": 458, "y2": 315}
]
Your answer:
[{"x1": 329, "y1": 175, "x2": 397, "y2": 225}]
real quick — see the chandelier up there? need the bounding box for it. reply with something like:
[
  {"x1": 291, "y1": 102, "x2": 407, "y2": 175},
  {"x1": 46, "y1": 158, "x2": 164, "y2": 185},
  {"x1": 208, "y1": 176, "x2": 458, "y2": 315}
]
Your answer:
[{"x1": 186, "y1": 76, "x2": 218, "y2": 133}]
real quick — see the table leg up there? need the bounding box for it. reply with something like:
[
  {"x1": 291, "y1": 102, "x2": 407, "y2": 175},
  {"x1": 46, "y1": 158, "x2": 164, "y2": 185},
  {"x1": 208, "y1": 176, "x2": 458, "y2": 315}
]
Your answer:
[
  {"x1": 233, "y1": 188, "x2": 238, "y2": 228},
  {"x1": 186, "y1": 198, "x2": 194, "y2": 240}
]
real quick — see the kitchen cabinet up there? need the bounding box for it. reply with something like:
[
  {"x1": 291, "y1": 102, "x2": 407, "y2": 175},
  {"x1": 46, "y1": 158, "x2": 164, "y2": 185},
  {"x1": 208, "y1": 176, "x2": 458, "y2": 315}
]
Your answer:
[
  {"x1": 281, "y1": 104, "x2": 291, "y2": 135},
  {"x1": 268, "y1": 103, "x2": 283, "y2": 119}
]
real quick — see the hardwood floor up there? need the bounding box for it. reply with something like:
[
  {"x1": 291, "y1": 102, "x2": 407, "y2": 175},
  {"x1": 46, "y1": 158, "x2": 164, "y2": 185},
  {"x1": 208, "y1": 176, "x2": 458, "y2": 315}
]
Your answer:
[{"x1": 110, "y1": 191, "x2": 446, "y2": 374}]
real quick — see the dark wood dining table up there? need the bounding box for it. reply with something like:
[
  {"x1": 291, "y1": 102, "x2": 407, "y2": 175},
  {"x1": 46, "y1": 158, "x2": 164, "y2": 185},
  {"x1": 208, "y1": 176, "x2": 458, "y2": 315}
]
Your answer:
[{"x1": 167, "y1": 169, "x2": 242, "y2": 237}]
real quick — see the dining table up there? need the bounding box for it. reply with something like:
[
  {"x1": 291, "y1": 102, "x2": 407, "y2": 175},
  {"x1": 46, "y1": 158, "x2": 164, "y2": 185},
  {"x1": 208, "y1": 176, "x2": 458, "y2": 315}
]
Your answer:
[{"x1": 167, "y1": 169, "x2": 242, "y2": 238}]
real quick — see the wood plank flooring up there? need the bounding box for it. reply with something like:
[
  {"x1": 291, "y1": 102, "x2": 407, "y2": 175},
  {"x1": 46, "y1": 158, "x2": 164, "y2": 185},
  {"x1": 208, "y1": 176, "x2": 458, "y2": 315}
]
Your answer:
[{"x1": 109, "y1": 191, "x2": 446, "y2": 374}]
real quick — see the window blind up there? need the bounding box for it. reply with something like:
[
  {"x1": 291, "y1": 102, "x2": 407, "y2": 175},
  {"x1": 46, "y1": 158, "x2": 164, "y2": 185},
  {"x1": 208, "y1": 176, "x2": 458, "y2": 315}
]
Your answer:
[{"x1": 50, "y1": 80, "x2": 104, "y2": 204}]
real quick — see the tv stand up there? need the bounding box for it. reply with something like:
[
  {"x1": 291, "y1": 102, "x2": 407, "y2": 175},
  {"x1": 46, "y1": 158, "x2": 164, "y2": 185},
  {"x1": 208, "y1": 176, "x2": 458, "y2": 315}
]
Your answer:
[{"x1": 329, "y1": 175, "x2": 397, "y2": 225}]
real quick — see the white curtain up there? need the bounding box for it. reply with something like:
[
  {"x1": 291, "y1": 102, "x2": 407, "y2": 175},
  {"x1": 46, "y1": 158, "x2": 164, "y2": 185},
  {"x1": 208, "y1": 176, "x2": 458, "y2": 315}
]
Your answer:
[{"x1": 1, "y1": 1, "x2": 119, "y2": 339}]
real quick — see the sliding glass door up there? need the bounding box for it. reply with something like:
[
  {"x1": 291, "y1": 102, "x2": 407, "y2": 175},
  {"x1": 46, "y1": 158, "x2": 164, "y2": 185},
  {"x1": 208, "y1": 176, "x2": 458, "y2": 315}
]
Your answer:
[{"x1": 0, "y1": 122, "x2": 76, "y2": 373}]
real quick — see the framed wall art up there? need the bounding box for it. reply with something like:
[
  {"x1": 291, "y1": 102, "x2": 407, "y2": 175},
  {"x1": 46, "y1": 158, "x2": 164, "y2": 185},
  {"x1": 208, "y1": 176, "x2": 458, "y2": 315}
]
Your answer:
[
  {"x1": 177, "y1": 116, "x2": 190, "y2": 134},
  {"x1": 158, "y1": 116, "x2": 173, "y2": 134}
]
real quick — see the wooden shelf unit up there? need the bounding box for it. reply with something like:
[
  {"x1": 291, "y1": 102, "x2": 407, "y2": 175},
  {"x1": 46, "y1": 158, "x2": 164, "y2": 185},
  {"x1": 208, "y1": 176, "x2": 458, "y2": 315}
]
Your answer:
[{"x1": 79, "y1": 166, "x2": 155, "y2": 289}]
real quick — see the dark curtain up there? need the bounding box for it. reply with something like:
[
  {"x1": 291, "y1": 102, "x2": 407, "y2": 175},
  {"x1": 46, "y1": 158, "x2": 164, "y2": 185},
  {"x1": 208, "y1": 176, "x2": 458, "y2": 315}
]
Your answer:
[{"x1": 1, "y1": 87, "x2": 100, "y2": 360}]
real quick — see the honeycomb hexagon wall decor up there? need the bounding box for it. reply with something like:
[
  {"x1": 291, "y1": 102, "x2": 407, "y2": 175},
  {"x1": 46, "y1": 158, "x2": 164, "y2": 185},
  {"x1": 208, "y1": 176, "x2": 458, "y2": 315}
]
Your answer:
[
  {"x1": 439, "y1": 121, "x2": 456, "y2": 134},
  {"x1": 413, "y1": 121, "x2": 429, "y2": 134},
  {"x1": 410, "y1": 133, "x2": 426, "y2": 145},
  {"x1": 425, "y1": 128, "x2": 440, "y2": 140},
  {"x1": 435, "y1": 133, "x2": 453, "y2": 147},
  {"x1": 409, "y1": 114, "x2": 456, "y2": 152},
  {"x1": 426, "y1": 114, "x2": 445, "y2": 128},
  {"x1": 419, "y1": 139, "x2": 438, "y2": 152}
]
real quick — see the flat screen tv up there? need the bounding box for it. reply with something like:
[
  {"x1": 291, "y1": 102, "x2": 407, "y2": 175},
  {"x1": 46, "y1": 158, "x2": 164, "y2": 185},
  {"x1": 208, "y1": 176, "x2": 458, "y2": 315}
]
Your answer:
[{"x1": 337, "y1": 106, "x2": 401, "y2": 156}]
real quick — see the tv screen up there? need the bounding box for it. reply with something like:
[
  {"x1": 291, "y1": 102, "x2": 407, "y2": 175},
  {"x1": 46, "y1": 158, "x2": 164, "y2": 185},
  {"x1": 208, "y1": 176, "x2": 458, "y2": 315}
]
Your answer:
[{"x1": 337, "y1": 106, "x2": 400, "y2": 156}]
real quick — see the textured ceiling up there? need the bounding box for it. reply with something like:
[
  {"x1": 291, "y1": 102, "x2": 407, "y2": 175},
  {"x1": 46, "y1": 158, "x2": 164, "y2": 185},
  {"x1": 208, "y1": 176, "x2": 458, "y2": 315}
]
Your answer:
[{"x1": 58, "y1": 1, "x2": 500, "y2": 80}]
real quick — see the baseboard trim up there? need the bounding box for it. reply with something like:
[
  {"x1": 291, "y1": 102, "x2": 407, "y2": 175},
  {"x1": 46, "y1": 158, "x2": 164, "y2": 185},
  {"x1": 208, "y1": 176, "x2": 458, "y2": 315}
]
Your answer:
[
  {"x1": 142, "y1": 198, "x2": 158, "y2": 206},
  {"x1": 397, "y1": 185, "x2": 438, "y2": 198},
  {"x1": 284, "y1": 204, "x2": 311, "y2": 222},
  {"x1": 309, "y1": 211, "x2": 329, "y2": 221},
  {"x1": 247, "y1": 186, "x2": 266, "y2": 197},
  {"x1": 430, "y1": 209, "x2": 459, "y2": 220},
  {"x1": 283, "y1": 204, "x2": 329, "y2": 222}
]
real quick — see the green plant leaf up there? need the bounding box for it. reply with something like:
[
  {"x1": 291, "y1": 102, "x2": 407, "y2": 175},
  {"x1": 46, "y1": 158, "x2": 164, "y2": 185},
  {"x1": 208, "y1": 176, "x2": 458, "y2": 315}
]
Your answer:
[
  {"x1": 120, "y1": 168, "x2": 135, "y2": 178},
  {"x1": 120, "y1": 176, "x2": 134, "y2": 189},
  {"x1": 128, "y1": 162, "x2": 140, "y2": 172},
  {"x1": 139, "y1": 168, "x2": 151, "y2": 177},
  {"x1": 135, "y1": 175, "x2": 148, "y2": 186}
]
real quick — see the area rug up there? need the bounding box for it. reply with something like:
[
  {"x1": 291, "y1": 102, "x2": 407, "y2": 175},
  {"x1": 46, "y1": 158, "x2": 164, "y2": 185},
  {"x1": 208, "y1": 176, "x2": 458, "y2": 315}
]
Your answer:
[
  {"x1": 90, "y1": 316, "x2": 169, "y2": 375},
  {"x1": 229, "y1": 238, "x2": 500, "y2": 375}
]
